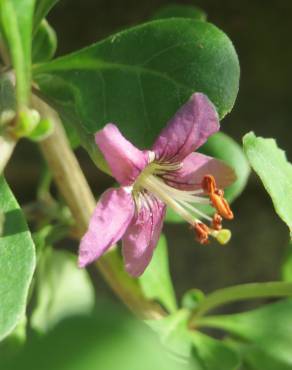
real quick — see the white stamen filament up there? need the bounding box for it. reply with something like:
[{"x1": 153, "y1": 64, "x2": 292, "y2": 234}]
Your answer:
[
  {"x1": 140, "y1": 174, "x2": 211, "y2": 225},
  {"x1": 177, "y1": 198, "x2": 212, "y2": 222}
]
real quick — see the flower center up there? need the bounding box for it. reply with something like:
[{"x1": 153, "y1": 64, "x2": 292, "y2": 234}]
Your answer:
[{"x1": 133, "y1": 157, "x2": 233, "y2": 245}]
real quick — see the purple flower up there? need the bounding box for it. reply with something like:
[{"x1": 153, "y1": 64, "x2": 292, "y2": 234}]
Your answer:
[{"x1": 78, "y1": 93, "x2": 235, "y2": 276}]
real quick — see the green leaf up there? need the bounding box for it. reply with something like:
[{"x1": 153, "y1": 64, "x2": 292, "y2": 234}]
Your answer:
[
  {"x1": 31, "y1": 247, "x2": 95, "y2": 333},
  {"x1": 33, "y1": 19, "x2": 240, "y2": 152},
  {"x1": 152, "y1": 4, "x2": 207, "y2": 21},
  {"x1": 282, "y1": 242, "x2": 292, "y2": 282},
  {"x1": 147, "y1": 309, "x2": 193, "y2": 358},
  {"x1": 197, "y1": 299, "x2": 292, "y2": 367},
  {"x1": 139, "y1": 234, "x2": 177, "y2": 313},
  {"x1": 190, "y1": 331, "x2": 240, "y2": 370},
  {"x1": 32, "y1": 19, "x2": 57, "y2": 63},
  {"x1": 5, "y1": 306, "x2": 185, "y2": 370},
  {"x1": 0, "y1": 0, "x2": 35, "y2": 106},
  {"x1": 148, "y1": 310, "x2": 239, "y2": 368},
  {"x1": 166, "y1": 132, "x2": 250, "y2": 223},
  {"x1": 227, "y1": 340, "x2": 292, "y2": 370},
  {"x1": 0, "y1": 176, "x2": 36, "y2": 341},
  {"x1": 33, "y1": 0, "x2": 59, "y2": 31},
  {"x1": 243, "y1": 132, "x2": 292, "y2": 234}
]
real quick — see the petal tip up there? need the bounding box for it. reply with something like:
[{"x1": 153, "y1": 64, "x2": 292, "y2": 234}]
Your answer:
[
  {"x1": 77, "y1": 249, "x2": 92, "y2": 268},
  {"x1": 125, "y1": 263, "x2": 144, "y2": 277},
  {"x1": 94, "y1": 123, "x2": 117, "y2": 143}
]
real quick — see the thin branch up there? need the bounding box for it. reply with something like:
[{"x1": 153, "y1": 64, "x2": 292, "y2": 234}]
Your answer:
[
  {"x1": 189, "y1": 281, "x2": 292, "y2": 326},
  {"x1": 33, "y1": 94, "x2": 165, "y2": 320}
]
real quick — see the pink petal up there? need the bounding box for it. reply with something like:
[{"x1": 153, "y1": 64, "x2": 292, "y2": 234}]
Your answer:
[
  {"x1": 122, "y1": 197, "x2": 166, "y2": 277},
  {"x1": 95, "y1": 124, "x2": 149, "y2": 186},
  {"x1": 78, "y1": 188, "x2": 135, "y2": 267},
  {"x1": 164, "y1": 152, "x2": 236, "y2": 191},
  {"x1": 152, "y1": 93, "x2": 219, "y2": 162}
]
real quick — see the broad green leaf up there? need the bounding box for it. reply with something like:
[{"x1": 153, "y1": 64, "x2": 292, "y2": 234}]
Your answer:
[
  {"x1": 0, "y1": 0, "x2": 35, "y2": 106},
  {"x1": 152, "y1": 4, "x2": 207, "y2": 21},
  {"x1": 282, "y1": 242, "x2": 292, "y2": 282},
  {"x1": 228, "y1": 340, "x2": 292, "y2": 370},
  {"x1": 5, "y1": 306, "x2": 185, "y2": 370},
  {"x1": 148, "y1": 310, "x2": 239, "y2": 368},
  {"x1": 190, "y1": 331, "x2": 240, "y2": 370},
  {"x1": 0, "y1": 176, "x2": 36, "y2": 341},
  {"x1": 33, "y1": 0, "x2": 59, "y2": 31},
  {"x1": 32, "y1": 19, "x2": 57, "y2": 63},
  {"x1": 243, "y1": 132, "x2": 292, "y2": 234},
  {"x1": 197, "y1": 299, "x2": 292, "y2": 367},
  {"x1": 139, "y1": 234, "x2": 177, "y2": 313},
  {"x1": 147, "y1": 309, "x2": 193, "y2": 358},
  {"x1": 31, "y1": 247, "x2": 95, "y2": 333},
  {"x1": 33, "y1": 19, "x2": 240, "y2": 151},
  {"x1": 166, "y1": 132, "x2": 249, "y2": 223}
]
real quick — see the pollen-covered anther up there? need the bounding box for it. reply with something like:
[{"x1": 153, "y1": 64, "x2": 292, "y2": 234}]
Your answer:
[
  {"x1": 194, "y1": 222, "x2": 210, "y2": 245},
  {"x1": 210, "y1": 192, "x2": 234, "y2": 220},
  {"x1": 211, "y1": 213, "x2": 222, "y2": 230},
  {"x1": 202, "y1": 175, "x2": 234, "y2": 220},
  {"x1": 202, "y1": 174, "x2": 216, "y2": 194}
]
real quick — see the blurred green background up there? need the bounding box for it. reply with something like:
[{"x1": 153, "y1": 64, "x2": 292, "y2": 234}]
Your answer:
[{"x1": 6, "y1": 0, "x2": 291, "y2": 310}]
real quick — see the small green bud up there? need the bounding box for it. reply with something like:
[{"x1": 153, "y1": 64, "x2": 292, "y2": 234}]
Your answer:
[
  {"x1": 181, "y1": 289, "x2": 205, "y2": 311},
  {"x1": 28, "y1": 118, "x2": 54, "y2": 141},
  {"x1": 14, "y1": 109, "x2": 40, "y2": 137}
]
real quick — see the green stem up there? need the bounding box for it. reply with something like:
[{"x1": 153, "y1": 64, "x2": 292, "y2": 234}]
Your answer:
[
  {"x1": 32, "y1": 94, "x2": 165, "y2": 320},
  {"x1": 190, "y1": 281, "x2": 292, "y2": 324}
]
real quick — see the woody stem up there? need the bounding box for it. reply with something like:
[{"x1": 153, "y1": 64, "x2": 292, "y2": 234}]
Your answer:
[{"x1": 33, "y1": 94, "x2": 165, "y2": 320}]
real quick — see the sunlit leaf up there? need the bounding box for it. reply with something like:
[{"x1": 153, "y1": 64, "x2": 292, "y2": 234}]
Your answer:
[
  {"x1": 243, "y1": 132, "x2": 292, "y2": 234},
  {"x1": 0, "y1": 176, "x2": 35, "y2": 341}
]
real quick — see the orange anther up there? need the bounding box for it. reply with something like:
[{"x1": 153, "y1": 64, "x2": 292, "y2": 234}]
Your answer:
[
  {"x1": 210, "y1": 193, "x2": 234, "y2": 220},
  {"x1": 194, "y1": 222, "x2": 210, "y2": 245},
  {"x1": 201, "y1": 175, "x2": 216, "y2": 194},
  {"x1": 212, "y1": 213, "x2": 222, "y2": 230}
]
